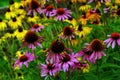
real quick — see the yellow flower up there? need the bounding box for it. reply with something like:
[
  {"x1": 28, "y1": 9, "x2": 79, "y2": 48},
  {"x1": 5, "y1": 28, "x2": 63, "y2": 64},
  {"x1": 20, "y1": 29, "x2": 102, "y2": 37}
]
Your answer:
[
  {"x1": 78, "y1": 0, "x2": 86, "y2": 3},
  {"x1": 21, "y1": 0, "x2": 31, "y2": 6},
  {"x1": 10, "y1": 1, "x2": 23, "y2": 10},
  {"x1": 75, "y1": 24, "x2": 92, "y2": 38},
  {"x1": 115, "y1": 0, "x2": 120, "y2": 5},
  {"x1": 65, "y1": 17, "x2": 77, "y2": 28},
  {"x1": 0, "y1": 19, "x2": 7, "y2": 31},
  {"x1": 71, "y1": 0, "x2": 77, "y2": 3},
  {"x1": 4, "y1": 29, "x2": 15, "y2": 38},
  {"x1": 27, "y1": 15, "x2": 40, "y2": 23},
  {"x1": 96, "y1": 1, "x2": 101, "y2": 8},
  {"x1": 79, "y1": 4, "x2": 91, "y2": 12},
  {"x1": 5, "y1": 8, "x2": 16, "y2": 19},
  {"x1": 8, "y1": 17, "x2": 22, "y2": 29},
  {"x1": 14, "y1": 27, "x2": 27, "y2": 40},
  {"x1": 78, "y1": 14, "x2": 88, "y2": 25},
  {"x1": 81, "y1": 63, "x2": 90, "y2": 73},
  {"x1": 16, "y1": 51, "x2": 25, "y2": 57}
]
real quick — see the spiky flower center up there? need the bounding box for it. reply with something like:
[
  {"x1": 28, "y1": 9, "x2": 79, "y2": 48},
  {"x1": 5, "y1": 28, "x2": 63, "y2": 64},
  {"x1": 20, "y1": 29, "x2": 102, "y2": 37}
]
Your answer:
[
  {"x1": 46, "y1": 5, "x2": 54, "y2": 11},
  {"x1": 78, "y1": 24, "x2": 83, "y2": 31},
  {"x1": 110, "y1": 32, "x2": 120, "y2": 40},
  {"x1": 7, "y1": 29, "x2": 14, "y2": 34},
  {"x1": 19, "y1": 55, "x2": 28, "y2": 62},
  {"x1": 63, "y1": 26, "x2": 74, "y2": 36},
  {"x1": 90, "y1": 39, "x2": 104, "y2": 51},
  {"x1": 30, "y1": 0, "x2": 40, "y2": 10},
  {"x1": 62, "y1": 54, "x2": 70, "y2": 62},
  {"x1": 57, "y1": 8, "x2": 65, "y2": 15},
  {"x1": 50, "y1": 40, "x2": 65, "y2": 53},
  {"x1": 25, "y1": 31, "x2": 38, "y2": 43},
  {"x1": 47, "y1": 63, "x2": 55, "y2": 70},
  {"x1": 32, "y1": 24, "x2": 39, "y2": 29}
]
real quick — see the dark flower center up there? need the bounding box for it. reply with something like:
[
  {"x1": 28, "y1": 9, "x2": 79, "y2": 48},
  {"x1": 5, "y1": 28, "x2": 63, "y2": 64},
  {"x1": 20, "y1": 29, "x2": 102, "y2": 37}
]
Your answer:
[
  {"x1": 68, "y1": 17, "x2": 73, "y2": 21},
  {"x1": 82, "y1": 2, "x2": 86, "y2": 5},
  {"x1": 12, "y1": 18, "x2": 17, "y2": 22},
  {"x1": 7, "y1": 29, "x2": 14, "y2": 34},
  {"x1": 117, "y1": 9, "x2": 120, "y2": 15},
  {"x1": 63, "y1": 26, "x2": 74, "y2": 36},
  {"x1": 17, "y1": 73, "x2": 22, "y2": 77},
  {"x1": 82, "y1": 48, "x2": 93, "y2": 55},
  {"x1": 92, "y1": 20, "x2": 99, "y2": 24},
  {"x1": 25, "y1": 31, "x2": 38, "y2": 43},
  {"x1": 19, "y1": 6, "x2": 24, "y2": 9},
  {"x1": 47, "y1": 63, "x2": 55, "y2": 70},
  {"x1": 110, "y1": 32, "x2": 120, "y2": 40},
  {"x1": 62, "y1": 54, "x2": 70, "y2": 62},
  {"x1": 6, "y1": 8, "x2": 11, "y2": 12},
  {"x1": 50, "y1": 40, "x2": 65, "y2": 53},
  {"x1": 78, "y1": 24, "x2": 83, "y2": 31},
  {"x1": 18, "y1": 27, "x2": 23, "y2": 32},
  {"x1": 90, "y1": 39, "x2": 104, "y2": 51},
  {"x1": 0, "y1": 18, "x2": 2, "y2": 22},
  {"x1": 57, "y1": 8, "x2": 65, "y2": 15},
  {"x1": 96, "y1": 9, "x2": 101, "y2": 14},
  {"x1": 30, "y1": 0, "x2": 40, "y2": 10},
  {"x1": 32, "y1": 24, "x2": 39, "y2": 28},
  {"x1": 46, "y1": 5, "x2": 54, "y2": 11},
  {"x1": 9, "y1": 0, "x2": 14, "y2": 5},
  {"x1": 19, "y1": 55, "x2": 28, "y2": 62}
]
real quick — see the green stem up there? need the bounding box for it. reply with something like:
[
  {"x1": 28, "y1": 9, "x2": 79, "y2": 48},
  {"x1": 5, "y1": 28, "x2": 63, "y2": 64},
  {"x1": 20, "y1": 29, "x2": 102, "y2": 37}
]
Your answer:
[{"x1": 96, "y1": 60, "x2": 100, "y2": 80}]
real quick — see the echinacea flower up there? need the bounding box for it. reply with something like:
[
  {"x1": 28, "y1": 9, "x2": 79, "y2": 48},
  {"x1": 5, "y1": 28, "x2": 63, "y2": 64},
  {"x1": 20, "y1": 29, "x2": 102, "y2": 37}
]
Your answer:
[
  {"x1": 0, "y1": 18, "x2": 7, "y2": 31},
  {"x1": 46, "y1": 39, "x2": 66, "y2": 63},
  {"x1": 59, "y1": 53, "x2": 79, "y2": 72},
  {"x1": 14, "y1": 27, "x2": 27, "y2": 40},
  {"x1": 14, "y1": 52, "x2": 35, "y2": 68},
  {"x1": 104, "y1": 32, "x2": 120, "y2": 48},
  {"x1": 56, "y1": 8, "x2": 72, "y2": 21},
  {"x1": 8, "y1": 17, "x2": 22, "y2": 29},
  {"x1": 23, "y1": 31, "x2": 43, "y2": 50},
  {"x1": 40, "y1": 61, "x2": 60, "y2": 77},
  {"x1": 27, "y1": 0, "x2": 42, "y2": 15},
  {"x1": 59, "y1": 26, "x2": 75, "y2": 40},
  {"x1": 44, "y1": 5, "x2": 56, "y2": 17},
  {"x1": 88, "y1": 39, "x2": 106, "y2": 63},
  {"x1": 31, "y1": 24, "x2": 44, "y2": 32},
  {"x1": 78, "y1": 47, "x2": 93, "y2": 63}
]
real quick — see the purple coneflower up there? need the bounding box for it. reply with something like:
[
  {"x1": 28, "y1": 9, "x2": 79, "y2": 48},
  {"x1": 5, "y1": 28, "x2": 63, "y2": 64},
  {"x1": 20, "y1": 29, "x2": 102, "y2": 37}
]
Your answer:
[
  {"x1": 59, "y1": 26, "x2": 75, "y2": 40},
  {"x1": 44, "y1": 5, "x2": 56, "y2": 17},
  {"x1": 27, "y1": 0, "x2": 42, "y2": 15},
  {"x1": 14, "y1": 52, "x2": 35, "y2": 68},
  {"x1": 78, "y1": 47, "x2": 93, "y2": 63},
  {"x1": 31, "y1": 24, "x2": 44, "y2": 32},
  {"x1": 46, "y1": 39, "x2": 66, "y2": 63},
  {"x1": 88, "y1": 0, "x2": 111, "y2": 3},
  {"x1": 23, "y1": 31, "x2": 42, "y2": 50},
  {"x1": 104, "y1": 32, "x2": 120, "y2": 48},
  {"x1": 88, "y1": 39, "x2": 106, "y2": 63},
  {"x1": 40, "y1": 61, "x2": 60, "y2": 77},
  {"x1": 56, "y1": 8, "x2": 72, "y2": 21},
  {"x1": 59, "y1": 53, "x2": 79, "y2": 72}
]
